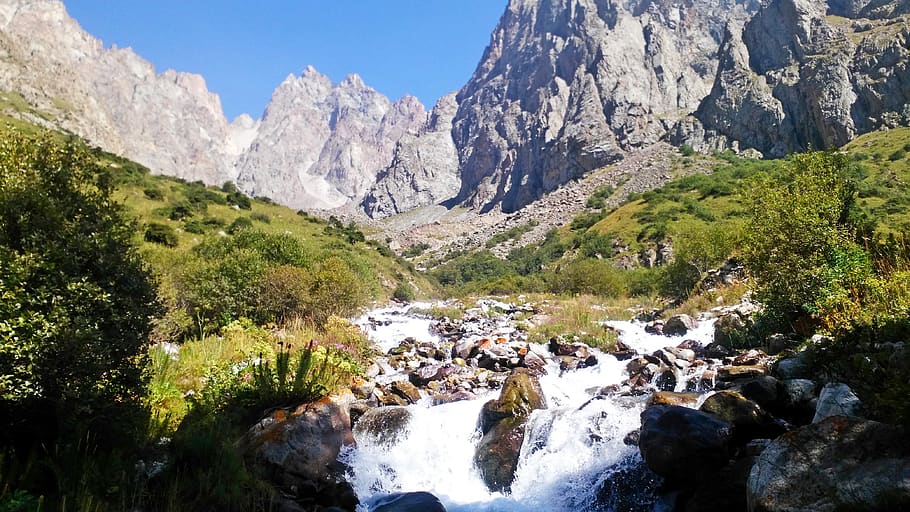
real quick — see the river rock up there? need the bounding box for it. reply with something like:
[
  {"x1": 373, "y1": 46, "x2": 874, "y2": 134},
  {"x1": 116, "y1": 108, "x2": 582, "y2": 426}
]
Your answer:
[
  {"x1": 779, "y1": 378, "x2": 818, "y2": 424},
  {"x1": 474, "y1": 368, "x2": 546, "y2": 492},
  {"x1": 684, "y1": 456, "x2": 755, "y2": 512},
  {"x1": 718, "y1": 365, "x2": 765, "y2": 381},
  {"x1": 353, "y1": 406, "x2": 411, "y2": 447},
  {"x1": 664, "y1": 314, "x2": 698, "y2": 336},
  {"x1": 638, "y1": 405, "x2": 734, "y2": 484},
  {"x1": 648, "y1": 391, "x2": 701, "y2": 407},
  {"x1": 812, "y1": 382, "x2": 862, "y2": 423},
  {"x1": 699, "y1": 391, "x2": 787, "y2": 444},
  {"x1": 592, "y1": 456, "x2": 662, "y2": 512},
  {"x1": 748, "y1": 416, "x2": 910, "y2": 512},
  {"x1": 389, "y1": 380, "x2": 422, "y2": 404},
  {"x1": 368, "y1": 491, "x2": 446, "y2": 512},
  {"x1": 244, "y1": 391, "x2": 358, "y2": 510},
  {"x1": 773, "y1": 352, "x2": 813, "y2": 379},
  {"x1": 739, "y1": 376, "x2": 781, "y2": 411}
]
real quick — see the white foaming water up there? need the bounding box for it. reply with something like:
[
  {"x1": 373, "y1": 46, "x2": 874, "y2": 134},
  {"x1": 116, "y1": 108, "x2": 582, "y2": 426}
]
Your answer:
[
  {"x1": 345, "y1": 308, "x2": 717, "y2": 511},
  {"x1": 353, "y1": 302, "x2": 441, "y2": 353}
]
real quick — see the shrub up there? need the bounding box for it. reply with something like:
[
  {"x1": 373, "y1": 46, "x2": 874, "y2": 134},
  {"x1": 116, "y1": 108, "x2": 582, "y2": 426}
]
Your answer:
[
  {"x1": 402, "y1": 242, "x2": 431, "y2": 258},
  {"x1": 392, "y1": 282, "x2": 416, "y2": 302},
  {"x1": 0, "y1": 133, "x2": 159, "y2": 456},
  {"x1": 145, "y1": 221, "x2": 179, "y2": 247},
  {"x1": 305, "y1": 256, "x2": 368, "y2": 323},
  {"x1": 227, "y1": 190, "x2": 251, "y2": 210},
  {"x1": 227, "y1": 216, "x2": 253, "y2": 234},
  {"x1": 250, "y1": 211, "x2": 271, "y2": 224},
  {"x1": 888, "y1": 149, "x2": 906, "y2": 161},
  {"x1": 679, "y1": 143, "x2": 696, "y2": 157},
  {"x1": 180, "y1": 249, "x2": 267, "y2": 331},
  {"x1": 255, "y1": 265, "x2": 312, "y2": 323},
  {"x1": 547, "y1": 259, "x2": 628, "y2": 297},
  {"x1": 143, "y1": 187, "x2": 164, "y2": 200}
]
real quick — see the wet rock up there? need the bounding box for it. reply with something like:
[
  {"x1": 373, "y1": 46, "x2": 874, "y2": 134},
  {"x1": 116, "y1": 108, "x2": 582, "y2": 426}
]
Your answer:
[
  {"x1": 654, "y1": 370, "x2": 678, "y2": 391},
  {"x1": 368, "y1": 491, "x2": 446, "y2": 512},
  {"x1": 408, "y1": 363, "x2": 458, "y2": 387},
  {"x1": 623, "y1": 429, "x2": 641, "y2": 446},
  {"x1": 451, "y1": 340, "x2": 475, "y2": 360},
  {"x1": 474, "y1": 368, "x2": 546, "y2": 492},
  {"x1": 592, "y1": 456, "x2": 661, "y2": 512},
  {"x1": 748, "y1": 416, "x2": 910, "y2": 512},
  {"x1": 648, "y1": 391, "x2": 701, "y2": 407},
  {"x1": 244, "y1": 391, "x2": 358, "y2": 510},
  {"x1": 609, "y1": 340, "x2": 637, "y2": 361},
  {"x1": 739, "y1": 376, "x2": 781, "y2": 411},
  {"x1": 718, "y1": 365, "x2": 765, "y2": 381},
  {"x1": 389, "y1": 380, "x2": 422, "y2": 404},
  {"x1": 779, "y1": 379, "x2": 817, "y2": 424},
  {"x1": 704, "y1": 343, "x2": 733, "y2": 359},
  {"x1": 812, "y1": 383, "x2": 861, "y2": 423},
  {"x1": 639, "y1": 405, "x2": 734, "y2": 485},
  {"x1": 732, "y1": 349, "x2": 765, "y2": 366},
  {"x1": 743, "y1": 438, "x2": 772, "y2": 457},
  {"x1": 645, "y1": 321, "x2": 665, "y2": 335},
  {"x1": 664, "y1": 314, "x2": 698, "y2": 336},
  {"x1": 699, "y1": 391, "x2": 787, "y2": 445},
  {"x1": 353, "y1": 406, "x2": 411, "y2": 447},
  {"x1": 432, "y1": 390, "x2": 476, "y2": 405}
]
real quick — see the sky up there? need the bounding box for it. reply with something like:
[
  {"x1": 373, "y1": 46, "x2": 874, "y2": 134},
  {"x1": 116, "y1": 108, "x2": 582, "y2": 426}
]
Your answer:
[{"x1": 66, "y1": 1, "x2": 507, "y2": 121}]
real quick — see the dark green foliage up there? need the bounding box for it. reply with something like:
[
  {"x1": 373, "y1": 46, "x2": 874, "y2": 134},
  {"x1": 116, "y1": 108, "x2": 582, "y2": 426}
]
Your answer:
[
  {"x1": 432, "y1": 251, "x2": 513, "y2": 287},
  {"x1": 392, "y1": 282, "x2": 416, "y2": 302},
  {"x1": 183, "y1": 182, "x2": 227, "y2": 210},
  {"x1": 585, "y1": 185, "x2": 616, "y2": 209},
  {"x1": 323, "y1": 218, "x2": 365, "y2": 245},
  {"x1": 144, "y1": 222, "x2": 179, "y2": 247},
  {"x1": 226, "y1": 191, "x2": 251, "y2": 210},
  {"x1": 570, "y1": 210, "x2": 608, "y2": 231},
  {"x1": 221, "y1": 181, "x2": 238, "y2": 194},
  {"x1": 547, "y1": 259, "x2": 628, "y2": 297},
  {"x1": 889, "y1": 149, "x2": 906, "y2": 161},
  {"x1": 154, "y1": 200, "x2": 195, "y2": 221},
  {"x1": 402, "y1": 243, "x2": 431, "y2": 258},
  {"x1": 227, "y1": 216, "x2": 253, "y2": 234},
  {"x1": 679, "y1": 144, "x2": 695, "y2": 157},
  {"x1": 183, "y1": 216, "x2": 225, "y2": 235},
  {"x1": 143, "y1": 187, "x2": 164, "y2": 200},
  {"x1": 255, "y1": 196, "x2": 274, "y2": 205},
  {"x1": 250, "y1": 212, "x2": 270, "y2": 224},
  {"x1": 196, "y1": 230, "x2": 312, "y2": 268},
  {"x1": 0, "y1": 134, "x2": 159, "y2": 499},
  {"x1": 485, "y1": 221, "x2": 538, "y2": 248},
  {"x1": 507, "y1": 229, "x2": 566, "y2": 275}
]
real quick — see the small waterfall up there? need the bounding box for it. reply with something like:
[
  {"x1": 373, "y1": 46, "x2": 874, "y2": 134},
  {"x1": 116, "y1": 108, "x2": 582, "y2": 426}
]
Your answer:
[{"x1": 347, "y1": 307, "x2": 717, "y2": 511}]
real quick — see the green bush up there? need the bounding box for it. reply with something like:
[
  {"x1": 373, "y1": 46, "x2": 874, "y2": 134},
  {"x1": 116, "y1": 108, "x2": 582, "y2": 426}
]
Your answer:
[
  {"x1": 227, "y1": 216, "x2": 253, "y2": 234},
  {"x1": 547, "y1": 259, "x2": 628, "y2": 297},
  {"x1": 679, "y1": 143, "x2": 696, "y2": 157},
  {"x1": 144, "y1": 221, "x2": 179, "y2": 247},
  {"x1": 0, "y1": 133, "x2": 159, "y2": 466},
  {"x1": 143, "y1": 187, "x2": 164, "y2": 200},
  {"x1": 888, "y1": 148, "x2": 906, "y2": 161},
  {"x1": 226, "y1": 191, "x2": 251, "y2": 210},
  {"x1": 251, "y1": 212, "x2": 271, "y2": 224},
  {"x1": 393, "y1": 282, "x2": 416, "y2": 302},
  {"x1": 402, "y1": 242, "x2": 431, "y2": 258}
]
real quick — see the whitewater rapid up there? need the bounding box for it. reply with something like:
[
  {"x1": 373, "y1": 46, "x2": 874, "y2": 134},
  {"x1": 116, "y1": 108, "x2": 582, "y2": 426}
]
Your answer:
[{"x1": 347, "y1": 305, "x2": 716, "y2": 511}]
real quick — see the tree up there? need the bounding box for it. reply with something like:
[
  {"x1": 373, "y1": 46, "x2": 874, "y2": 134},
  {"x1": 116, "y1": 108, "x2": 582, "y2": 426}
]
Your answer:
[
  {"x1": 0, "y1": 134, "x2": 159, "y2": 446},
  {"x1": 743, "y1": 151, "x2": 861, "y2": 327}
]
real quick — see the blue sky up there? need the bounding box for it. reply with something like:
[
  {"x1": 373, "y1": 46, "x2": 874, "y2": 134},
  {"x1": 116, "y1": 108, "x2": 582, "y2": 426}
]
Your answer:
[{"x1": 67, "y1": 1, "x2": 507, "y2": 121}]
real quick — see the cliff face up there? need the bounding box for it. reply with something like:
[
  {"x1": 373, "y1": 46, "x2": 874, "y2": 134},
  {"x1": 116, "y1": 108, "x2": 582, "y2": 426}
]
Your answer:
[
  {"x1": 448, "y1": 0, "x2": 759, "y2": 213},
  {"x1": 693, "y1": 0, "x2": 910, "y2": 157},
  {"x1": 234, "y1": 68, "x2": 425, "y2": 210},
  {"x1": 0, "y1": 0, "x2": 239, "y2": 184}
]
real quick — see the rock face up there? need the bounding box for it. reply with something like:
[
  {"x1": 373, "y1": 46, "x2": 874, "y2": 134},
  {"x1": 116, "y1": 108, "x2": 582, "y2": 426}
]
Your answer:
[
  {"x1": 236, "y1": 69, "x2": 426, "y2": 210},
  {"x1": 449, "y1": 0, "x2": 758, "y2": 213},
  {"x1": 474, "y1": 368, "x2": 546, "y2": 492},
  {"x1": 748, "y1": 416, "x2": 910, "y2": 511},
  {"x1": 693, "y1": 0, "x2": 910, "y2": 157},
  {"x1": 361, "y1": 93, "x2": 461, "y2": 218},
  {"x1": 0, "y1": 0, "x2": 241, "y2": 184}
]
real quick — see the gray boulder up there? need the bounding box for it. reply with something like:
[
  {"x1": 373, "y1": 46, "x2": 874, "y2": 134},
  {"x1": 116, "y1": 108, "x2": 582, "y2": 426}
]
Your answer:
[
  {"x1": 748, "y1": 416, "x2": 910, "y2": 511},
  {"x1": 812, "y1": 382, "x2": 862, "y2": 423},
  {"x1": 664, "y1": 314, "x2": 699, "y2": 337}
]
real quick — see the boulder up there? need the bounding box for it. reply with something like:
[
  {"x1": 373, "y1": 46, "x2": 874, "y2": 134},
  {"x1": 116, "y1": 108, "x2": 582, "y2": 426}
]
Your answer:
[
  {"x1": 474, "y1": 368, "x2": 546, "y2": 492},
  {"x1": 389, "y1": 380, "x2": 422, "y2": 404},
  {"x1": 638, "y1": 405, "x2": 734, "y2": 485},
  {"x1": 592, "y1": 456, "x2": 662, "y2": 512},
  {"x1": 353, "y1": 406, "x2": 411, "y2": 447},
  {"x1": 739, "y1": 376, "x2": 781, "y2": 411},
  {"x1": 664, "y1": 314, "x2": 698, "y2": 336},
  {"x1": 368, "y1": 491, "x2": 446, "y2": 512},
  {"x1": 779, "y1": 378, "x2": 818, "y2": 424},
  {"x1": 748, "y1": 416, "x2": 910, "y2": 512},
  {"x1": 244, "y1": 391, "x2": 359, "y2": 510},
  {"x1": 699, "y1": 391, "x2": 787, "y2": 445},
  {"x1": 648, "y1": 391, "x2": 701, "y2": 407},
  {"x1": 812, "y1": 382, "x2": 862, "y2": 423},
  {"x1": 684, "y1": 457, "x2": 755, "y2": 512},
  {"x1": 718, "y1": 365, "x2": 766, "y2": 381},
  {"x1": 773, "y1": 353, "x2": 813, "y2": 379}
]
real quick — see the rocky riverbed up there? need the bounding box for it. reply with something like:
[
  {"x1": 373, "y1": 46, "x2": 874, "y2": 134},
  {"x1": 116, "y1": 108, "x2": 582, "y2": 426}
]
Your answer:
[{"x1": 243, "y1": 298, "x2": 910, "y2": 512}]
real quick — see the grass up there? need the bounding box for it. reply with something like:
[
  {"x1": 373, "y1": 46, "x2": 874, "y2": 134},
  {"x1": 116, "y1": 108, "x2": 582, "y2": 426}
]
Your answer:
[{"x1": 523, "y1": 295, "x2": 661, "y2": 350}]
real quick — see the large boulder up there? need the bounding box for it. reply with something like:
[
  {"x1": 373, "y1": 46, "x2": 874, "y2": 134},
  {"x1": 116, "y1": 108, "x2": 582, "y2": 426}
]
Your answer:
[
  {"x1": 474, "y1": 368, "x2": 546, "y2": 492},
  {"x1": 748, "y1": 416, "x2": 910, "y2": 511},
  {"x1": 353, "y1": 406, "x2": 411, "y2": 447},
  {"x1": 812, "y1": 382, "x2": 861, "y2": 423},
  {"x1": 664, "y1": 314, "x2": 698, "y2": 336},
  {"x1": 638, "y1": 405, "x2": 734, "y2": 485},
  {"x1": 244, "y1": 391, "x2": 359, "y2": 510},
  {"x1": 368, "y1": 491, "x2": 446, "y2": 512},
  {"x1": 699, "y1": 391, "x2": 787, "y2": 445}
]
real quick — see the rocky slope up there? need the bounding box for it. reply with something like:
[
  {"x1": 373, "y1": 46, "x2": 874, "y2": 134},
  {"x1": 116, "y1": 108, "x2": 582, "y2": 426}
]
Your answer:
[{"x1": 690, "y1": 0, "x2": 910, "y2": 157}]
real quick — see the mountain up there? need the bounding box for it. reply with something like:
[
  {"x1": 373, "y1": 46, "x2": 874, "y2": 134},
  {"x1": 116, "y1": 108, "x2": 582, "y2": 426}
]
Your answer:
[
  {"x1": 3, "y1": 0, "x2": 909, "y2": 221},
  {"x1": 689, "y1": 0, "x2": 910, "y2": 157},
  {"x1": 0, "y1": 0, "x2": 425, "y2": 210},
  {"x1": 235, "y1": 68, "x2": 426, "y2": 210}
]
